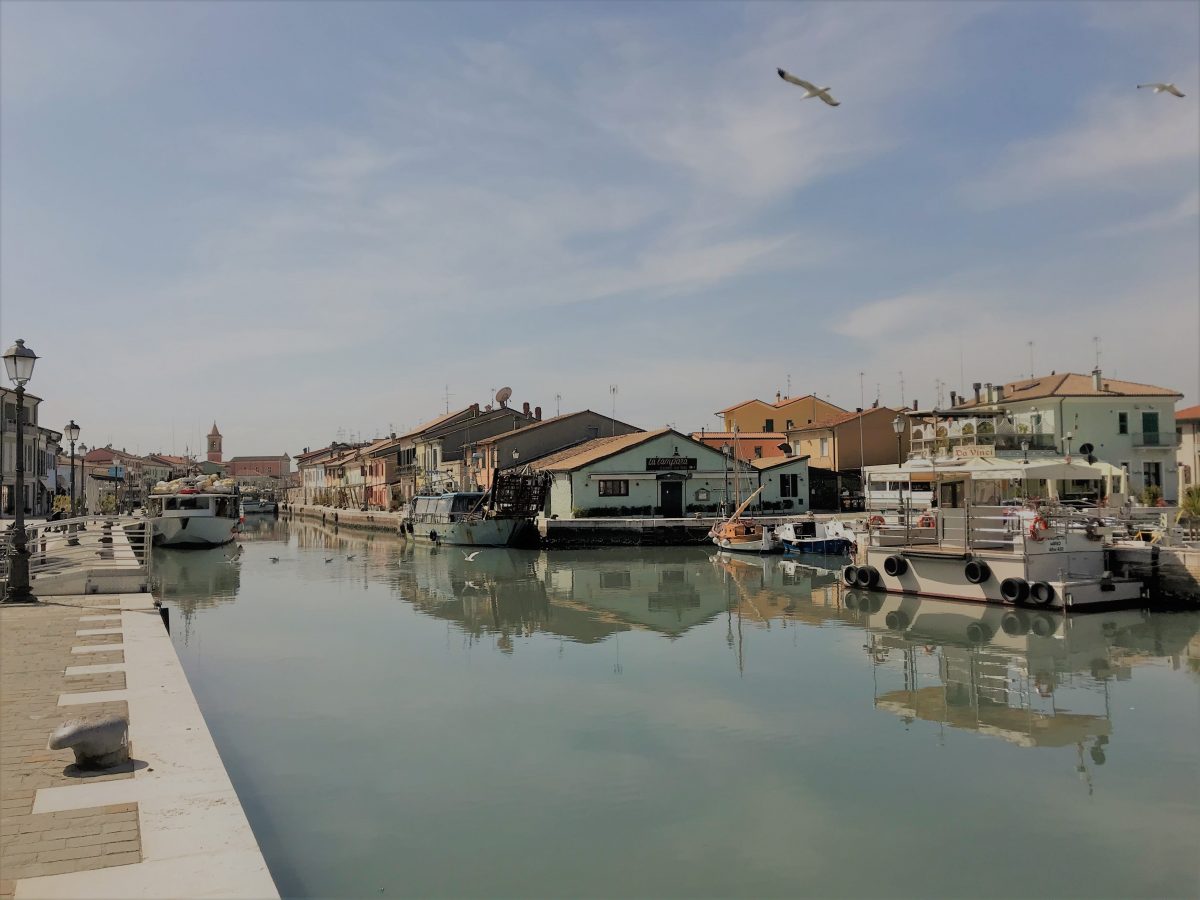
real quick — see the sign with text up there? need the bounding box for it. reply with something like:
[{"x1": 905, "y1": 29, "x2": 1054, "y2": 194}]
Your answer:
[
  {"x1": 646, "y1": 456, "x2": 697, "y2": 471},
  {"x1": 1047, "y1": 536, "x2": 1067, "y2": 553},
  {"x1": 953, "y1": 445, "x2": 996, "y2": 458}
]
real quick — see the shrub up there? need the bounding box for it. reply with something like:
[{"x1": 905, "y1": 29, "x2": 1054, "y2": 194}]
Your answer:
[{"x1": 1141, "y1": 484, "x2": 1163, "y2": 506}]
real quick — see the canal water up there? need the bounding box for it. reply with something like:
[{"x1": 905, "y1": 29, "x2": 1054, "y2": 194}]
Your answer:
[{"x1": 156, "y1": 518, "x2": 1200, "y2": 899}]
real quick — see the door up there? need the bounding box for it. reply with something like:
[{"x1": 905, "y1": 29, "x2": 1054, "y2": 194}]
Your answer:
[{"x1": 660, "y1": 481, "x2": 683, "y2": 517}]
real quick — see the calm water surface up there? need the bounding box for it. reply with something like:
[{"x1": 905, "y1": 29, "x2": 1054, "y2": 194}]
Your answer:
[{"x1": 156, "y1": 518, "x2": 1200, "y2": 899}]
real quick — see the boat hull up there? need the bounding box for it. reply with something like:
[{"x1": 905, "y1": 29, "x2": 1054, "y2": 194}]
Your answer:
[
  {"x1": 152, "y1": 515, "x2": 239, "y2": 549},
  {"x1": 784, "y1": 538, "x2": 853, "y2": 555},
  {"x1": 407, "y1": 517, "x2": 527, "y2": 547}
]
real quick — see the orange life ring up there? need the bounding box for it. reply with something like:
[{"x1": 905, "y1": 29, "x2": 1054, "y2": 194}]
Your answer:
[
  {"x1": 1028, "y1": 515, "x2": 1049, "y2": 541},
  {"x1": 869, "y1": 515, "x2": 885, "y2": 527},
  {"x1": 917, "y1": 513, "x2": 936, "y2": 528}
]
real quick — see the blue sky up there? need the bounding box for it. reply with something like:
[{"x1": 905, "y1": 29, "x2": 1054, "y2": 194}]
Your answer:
[{"x1": 2, "y1": 0, "x2": 1197, "y2": 457}]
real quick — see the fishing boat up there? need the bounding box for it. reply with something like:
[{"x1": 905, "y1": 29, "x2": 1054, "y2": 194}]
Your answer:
[
  {"x1": 240, "y1": 491, "x2": 278, "y2": 516},
  {"x1": 777, "y1": 518, "x2": 856, "y2": 555},
  {"x1": 146, "y1": 475, "x2": 241, "y2": 548},
  {"x1": 401, "y1": 472, "x2": 548, "y2": 547}
]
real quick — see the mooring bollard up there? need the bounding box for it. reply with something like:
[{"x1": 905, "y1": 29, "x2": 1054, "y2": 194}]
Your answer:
[{"x1": 48, "y1": 715, "x2": 130, "y2": 769}]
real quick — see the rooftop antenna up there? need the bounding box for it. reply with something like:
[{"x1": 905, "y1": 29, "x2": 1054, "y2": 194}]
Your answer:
[
  {"x1": 1027, "y1": 340, "x2": 1035, "y2": 379},
  {"x1": 898, "y1": 371, "x2": 906, "y2": 408},
  {"x1": 935, "y1": 378, "x2": 945, "y2": 409},
  {"x1": 609, "y1": 384, "x2": 618, "y2": 435},
  {"x1": 857, "y1": 372, "x2": 866, "y2": 476},
  {"x1": 555, "y1": 393, "x2": 562, "y2": 417},
  {"x1": 444, "y1": 384, "x2": 452, "y2": 415},
  {"x1": 495, "y1": 386, "x2": 512, "y2": 409},
  {"x1": 786, "y1": 373, "x2": 791, "y2": 398},
  {"x1": 1093, "y1": 336, "x2": 1101, "y2": 370}
]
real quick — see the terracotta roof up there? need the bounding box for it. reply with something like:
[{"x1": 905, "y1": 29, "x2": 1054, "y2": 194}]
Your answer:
[
  {"x1": 530, "y1": 429, "x2": 672, "y2": 472},
  {"x1": 209, "y1": 422, "x2": 221, "y2": 436},
  {"x1": 475, "y1": 410, "x2": 639, "y2": 445},
  {"x1": 690, "y1": 432, "x2": 787, "y2": 440},
  {"x1": 787, "y1": 406, "x2": 900, "y2": 432},
  {"x1": 1176, "y1": 404, "x2": 1200, "y2": 422},
  {"x1": 750, "y1": 455, "x2": 810, "y2": 470},
  {"x1": 954, "y1": 373, "x2": 1181, "y2": 408},
  {"x1": 227, "y1": 454, "x2": 290, "y2": 462},
  {"x1": 716, "y1": 394, "x2": 837, "y2": 415}
]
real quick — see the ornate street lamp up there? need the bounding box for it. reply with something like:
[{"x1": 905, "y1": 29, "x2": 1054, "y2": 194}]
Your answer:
[
  {"x1": 4, "y1": 339, "x2": 38, "y2": 603},
  {"x1": 64, "y1": 420, "x2": 81, "y2": 515},
  {"x1": 892, "y1": 415, "x2": 905, "y2": 521}
]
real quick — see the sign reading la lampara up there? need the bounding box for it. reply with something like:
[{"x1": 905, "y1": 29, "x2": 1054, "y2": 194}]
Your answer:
[{"x1": 646, "y1": 456, "x2": 697, "y2": 471}]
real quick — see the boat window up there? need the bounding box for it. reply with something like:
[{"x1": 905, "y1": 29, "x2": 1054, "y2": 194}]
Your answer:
[
  {"x1": 435, "y1": 497, "x2": 454, "y2": 518},
  {"x1": 451, "y1": 493, "x2": 484, "y2": 513},
  {"x1": 165, "y1": 498, "x2": 179, "y2": 511},
  {"x1": 178, "y1": 496, "x2": 209, "y2": 511}
]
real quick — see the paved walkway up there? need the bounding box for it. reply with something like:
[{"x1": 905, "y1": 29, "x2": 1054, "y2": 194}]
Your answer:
[{"x1": 0, "y1": 595, "x2": 277, "y2": 899}]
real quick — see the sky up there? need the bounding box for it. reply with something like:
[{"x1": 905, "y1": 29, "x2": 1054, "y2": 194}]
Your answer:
[{"x1": 1, "y1": 0, "x2": 1197, "y2": 458}]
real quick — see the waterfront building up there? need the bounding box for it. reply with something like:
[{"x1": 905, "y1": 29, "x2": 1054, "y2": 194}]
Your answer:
[
  {"x1": 404, "y1": 401, "x2": 540, "y2": 497},
  {"x1": 365, "y1": 437, "x2": 404, "y2": 511},
  {"x1": 1, "y1": 385, "x2": 62, "y2": 516},
  {"x1": 227, "y1": 454, "x2": 292, "y2": 494},
  {"x1": 528, "y1": 428, "x2": 802, "y2": 519},
  {"x1": 475, "y1": 410, "x2": 640, "y2": 490},
  {"x1": 145, "y1": 453, "x2": 192, "y2": 479},
  {"x1": 717, "y1": 392, "x2": 846, "y2": 434},
  {"x1": 749, "y1": 456, "x2": 811, "y2": 513},
  {"x1": 1177, "y1": 405, "x2": 1199, "y2": 489},
  {"x1": 690, "y1": 431, "x2": 789, "y2": 460},
  {"x1": 786, "y1": 406, "x2": 910, "y2": 474},
  {"x1": 950, "y1": 371, "x2": 1183, "y2": 501}
]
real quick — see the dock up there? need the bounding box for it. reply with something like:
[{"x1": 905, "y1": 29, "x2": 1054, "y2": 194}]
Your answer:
[{"x1": 0, "y1": 594, "x2": 277, "y2": 899}]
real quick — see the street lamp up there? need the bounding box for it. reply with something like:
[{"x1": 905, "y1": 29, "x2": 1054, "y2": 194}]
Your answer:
[
  {"x1": 64, "y1": 420, "x2": 81, "y2": 515},
  {"x1": 1020, "y1": 439, "x2": 1029, "y2": 464},
  {"x1": 3, "y1": 338, "x2": 39, "y2": 603},
  {"x1": 892, "y1": 415, "x2": 905, "y2": 521}
]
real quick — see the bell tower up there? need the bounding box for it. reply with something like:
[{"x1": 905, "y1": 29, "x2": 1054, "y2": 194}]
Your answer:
[{"x1": 207, "y1": 422, "x2": 223, "y2": 463}]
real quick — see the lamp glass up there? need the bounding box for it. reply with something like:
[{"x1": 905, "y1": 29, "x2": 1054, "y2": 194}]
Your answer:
[
  {"x1": 65, "y1": 420, "x2": 81, "y2": 442},
  {"x1": 892, "y1": 416, "x2": 904, "y2": 434},
  {"x1": 3, "y1": 339, "x2": 38, "y2": 385}
]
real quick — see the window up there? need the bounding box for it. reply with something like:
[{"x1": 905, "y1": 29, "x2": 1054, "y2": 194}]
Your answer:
[
  {"x1": 780, "y1": 473, "x2": 800, "y2": 497},
  {"x1": 598, "y1": 479, "x2": 629, "y2": 497},
  {"x1": 1144, "y1": 462, "x2": 1162, "y2": 488},
  {"x1": 1118, "y1": 412, "x2": 1128, "y2": 435},
  {"x1": 600, "y1": 571, "x2": 631, "y2": 590},
  {"x1": 819, "y1": 438, "x2": 830, "y2": 457},
  {"x1": 764, "y1": 418, "x2": 774, "y2": 432},
  {"x1": 754, "y1": 446, "x2": 763, "y2": 458},
  {"x1": 785, "y1": 419, "x2": 794, "y2": 430}
]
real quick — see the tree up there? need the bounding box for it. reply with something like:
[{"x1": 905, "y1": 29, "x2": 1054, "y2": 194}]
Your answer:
[{"x1": 1179, "y1": 485, "x2": 1200, "y2": 540}]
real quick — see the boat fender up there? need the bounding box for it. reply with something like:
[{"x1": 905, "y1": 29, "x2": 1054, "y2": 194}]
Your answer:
[
  {"x1": 884, "y1": 610, "x2": 910, "y2": 631},
  {"x1": 883, "y1": 555, "x2": 907, "y2": 577},
  {"x1": 1001, "y1": 611, "x2": 1029, "y2": 636},
  {"x1": 1085, "y1": 518, "x2": 1104, "y2": 541},
  {"x1": 868, "y1": 515, "x2": 885, "y2": 527},
  {"x1": 842, "y1": 565, "x2": 859, "y2": 587},
  {"x1": 917, "y1": 513, "x2": 936, "y2": 528},
  {"x1": 429, "y1": 530, "x2": 439, "y2": 543},
  {"x1": 855, "y1": 565, "x2": 880, "y2": 589},
  {"x1": 964, "y1": 559, "x2": 991, "y2": 584},
  {"x1": 1030, "y1": 581, "x2": 1055, "y2": 606},
  {"x1": 1028, "y1": 515, "x2": 1049, "y2": 541},
  {"x1": 965, "y1": 621, "x2": 993, "y2": 644},
  {"x1": 1030, "y1": 612, "x2": 1058, "y2": 636},
  {"x1": 1000, "y1": 576, "x2": 1029, "y2": 604}
]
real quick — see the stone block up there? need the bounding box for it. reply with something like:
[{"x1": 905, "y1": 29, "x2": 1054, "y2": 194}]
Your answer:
[{"x1": 47, "y1": 716, "x2": 129, "y2": 769}]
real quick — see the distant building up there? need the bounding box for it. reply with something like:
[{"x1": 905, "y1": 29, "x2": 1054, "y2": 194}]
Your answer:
[
  {"x1": 1175, "y1": 404, "x2": 1199, "y2": 490},
  {"x1": 207, "y1": 422, "x2": 223, "y2": 463},
  {"x1": 786, "y1": 407, "x2": 909, "y2": 473},
  {"x1": 476, "y1": 410, "x2": 640, "y2": 490},
  {"x1": 717, "y1": 393, "x2": 846, "y2": 434},
  {"x1": 691, "y1": 431, "x2": 789, "y2": 461}
]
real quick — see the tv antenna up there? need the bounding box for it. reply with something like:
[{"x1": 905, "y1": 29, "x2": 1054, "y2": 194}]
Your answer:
[
  {"x1": 555, "y1": 393, "x2": 562, "y2": 417},
  {"x1": 1092, "y1": 336, "x2": 1101, "y2": 370},
  {"x1": 1027, "y1": 340, "x2": 1035, "y2": 379},
  {"x1": 444, "y1": 385, "x2": 453, "y2": 414},
  {"x1": 495, "y1": 386, "x2": 512, "y2": 409},
  {"x1": 898, "y1": 370, "x2": 906, "y2": 408},
  {"x1": 609, "y1": 385, "x2": 618, "y2": 435}
]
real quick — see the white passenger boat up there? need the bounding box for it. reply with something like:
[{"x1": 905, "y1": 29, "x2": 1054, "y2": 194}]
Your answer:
[
  {"x1": 844, "y1": 457, "x2": 1144, "y2": 610},
  {"x1": 146, "y1": 476, "x2": 241, "y2": 549}
]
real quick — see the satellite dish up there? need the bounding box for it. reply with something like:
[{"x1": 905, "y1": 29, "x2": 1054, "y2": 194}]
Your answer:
[
  {"x1": 495, "y1": 386, "x2": 512, "y2": 407},
  {"x1": 1079, "y1": 443, "x2": 1094, "y2": 455}
]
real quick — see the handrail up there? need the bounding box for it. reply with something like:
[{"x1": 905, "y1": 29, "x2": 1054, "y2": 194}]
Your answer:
[{"x1": 3, "y1": 514, "x2": 153, "y2": 581}]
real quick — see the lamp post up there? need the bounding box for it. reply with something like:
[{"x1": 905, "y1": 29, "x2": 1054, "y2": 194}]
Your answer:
[
  {"x1": 4, "y1": 339, "x2": 39, "y2": 603},
  {"x1": 1021, "y1": 439, "x2": 1029, "y2": 464},
  {"x1": 64, "y1": 420, "x2": 81, "y2": 515},
  {"x1": 892, "y1": 415, "x2": 905, "y2": 521}
]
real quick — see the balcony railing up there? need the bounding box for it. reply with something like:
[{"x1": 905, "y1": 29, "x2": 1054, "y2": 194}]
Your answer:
[{"x1": 1132, "y1": 432, "x2": 1182, "y2": 448}]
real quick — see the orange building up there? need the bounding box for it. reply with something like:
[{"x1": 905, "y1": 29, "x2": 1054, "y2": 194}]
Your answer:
[
  {"x1": 717, "y1": 393, "x2": 845, "y2": 434},
  {"x1": 690, "y1": 431, "x2": 789, "y2": 460}
]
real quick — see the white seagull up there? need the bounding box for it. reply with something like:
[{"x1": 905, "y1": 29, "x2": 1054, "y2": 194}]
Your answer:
[
  {"x1": 1137, "y1": 83, "x2": 1185, "y2": 98},
  {"x1": 777, "y1": 68, "x2": 840, "y2": 106},
  {"x1": 462, "y1": 550, "x2": 482, "y2": 562}
]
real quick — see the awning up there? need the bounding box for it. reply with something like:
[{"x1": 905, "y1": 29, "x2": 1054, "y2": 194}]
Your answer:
[{"x1": 864, "y1": 456, "x2": 1109, "y2": 482}]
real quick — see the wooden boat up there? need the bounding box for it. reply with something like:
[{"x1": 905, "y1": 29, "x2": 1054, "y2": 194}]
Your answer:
[{"x1": 710, "y1": 486, "x2": 782, "y2": 554}]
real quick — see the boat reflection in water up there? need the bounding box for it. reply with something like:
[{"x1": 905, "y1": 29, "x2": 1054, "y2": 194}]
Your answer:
[{"x1": 151, "y1": 543, "x2": 243, "y2": 641}]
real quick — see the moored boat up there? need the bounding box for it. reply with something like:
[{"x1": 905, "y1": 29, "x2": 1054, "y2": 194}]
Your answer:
[
  {"x1": 401, "y1": 472, "x2": 548, "y2": 547},
  {"x1": 146, "y1": 476, "x2": 241, "y2": 549},
  {"x1": 777, "y1": 518, "x2": 856, "y2": 555},
  {"x1": 710, "y1": 485, "x2": 783, "y2": 554}
]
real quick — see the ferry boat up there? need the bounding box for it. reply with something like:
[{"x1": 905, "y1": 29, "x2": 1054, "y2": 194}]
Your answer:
[
  {"x1": 146, "y1": 476, "x2": 241, "y2": 548},
  {"x1": 845, "y1": 456, "x2": 1144, "y2": 610},
  {"x1": 401, "y1": 472, "x2": 548, "y2": 547},
  {"x1": 777, "y1": 518, "x2": 856, "y2": 555}
]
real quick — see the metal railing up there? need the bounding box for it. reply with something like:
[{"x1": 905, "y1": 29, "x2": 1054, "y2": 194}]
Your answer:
[
  {"x1": 2, "y1": 514, "x2": 153, "y2": 586},
  {"x1": 868, "y1": 504, "x2": 1089, "y2": 553},
  {"x1": 1131, "y1": 432, "x2": 1182, "y2": 448}
]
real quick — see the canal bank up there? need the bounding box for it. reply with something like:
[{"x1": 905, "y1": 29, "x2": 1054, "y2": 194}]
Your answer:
[{"x1": 0, "y1": 594, "x2": 277, "y2": 899}]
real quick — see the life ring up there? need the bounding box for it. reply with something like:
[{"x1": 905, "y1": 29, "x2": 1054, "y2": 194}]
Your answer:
[
  {"x1": 917, "y1": 513, "x2": 936, "y2": 528},
  {"x1": 868, "y1": 515, "x2": 885, "y2": 527},
  {"x1": 1028, "y1": 515, "x2": 1049, "y2": 541}
]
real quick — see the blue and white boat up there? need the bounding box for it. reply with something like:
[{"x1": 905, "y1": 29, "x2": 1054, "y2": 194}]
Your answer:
[{"x1": 777, "y1": 519, "x2": 856, "y2": 556}]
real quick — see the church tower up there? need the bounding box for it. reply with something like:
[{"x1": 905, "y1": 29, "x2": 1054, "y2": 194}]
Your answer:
[{"x1": 207, "y1": 422, "x2": 223, "y2": 463}]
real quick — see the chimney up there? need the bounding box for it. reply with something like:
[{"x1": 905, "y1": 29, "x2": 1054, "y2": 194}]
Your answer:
[
  {"x1": 534, "y1": 406, "x2": 542, "y2": 420},
  {"x1": 973, "y1": 382, "x2": 982, "y2": 403},
  {"x1": 471, "y1": 402, "x2": 480, "y2": 414},
  {"x1": 950, "y1": 390, "x2": 958, "y2": 407},
  {"x1": 1092, "y1": 368, "x2": 1102, "y2": 390},
  {"x1": 776, "y1": 390, "x2": 782, "y2": 403},
  {"x1": 390, "y1": 433, "x2": 396, "y2": 440},
  {"x1": 984, "y1": 382, "x2": 993, "y2": 403},
  {"x1": 912, "y1": 398, "x2": 919, "y2": 411},
  {"x1": 522, "y1": 401, "x2": 531, "y2": 417},
  {"x1": 995, "y1": 385, "x2": 1004, "y2": 401}
]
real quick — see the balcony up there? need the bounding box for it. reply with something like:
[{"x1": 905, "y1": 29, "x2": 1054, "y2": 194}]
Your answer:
[{"x1": 1132, "y1": 432, "x2": 1182, "y2": 448}]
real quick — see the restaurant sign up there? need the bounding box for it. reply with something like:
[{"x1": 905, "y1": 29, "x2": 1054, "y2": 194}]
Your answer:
[
  {"x1": 646, "y1": 456, "x2": 697, "y2": 471},
  {"x1": 953, "y1": 446, "x2": 996, "y2": 458}
]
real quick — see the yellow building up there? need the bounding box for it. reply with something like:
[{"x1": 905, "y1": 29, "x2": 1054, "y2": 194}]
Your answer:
[{"x1": 717, "y1": 393, "x2": 845, "y2": 434}]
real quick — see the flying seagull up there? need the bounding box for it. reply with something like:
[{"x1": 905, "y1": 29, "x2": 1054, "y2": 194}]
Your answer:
[
  {"x1": 1137, "y1": 83, "x2": 1185, "y2": 97},
  {"x1": 463, "y1": 550, "x2": 482, "y2": 562},
  {"x1": 777, "y1": 68, "x2": 840, "y2": 106}
]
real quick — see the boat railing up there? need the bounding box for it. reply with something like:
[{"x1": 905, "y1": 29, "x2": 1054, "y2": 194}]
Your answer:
[
  {"x1": 868, "y1": 504, "x2": 1080, "y2": 554},
  {"x1": 2, "y1": 514, "x2": 153, "y2": 586}
]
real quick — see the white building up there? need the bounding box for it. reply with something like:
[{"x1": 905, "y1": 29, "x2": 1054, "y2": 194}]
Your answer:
[
  {"x1": 1, "y1": 386, "x2": 62, "y2": 516},
  {"x1": 1177, "y1": 404, "x2": 1200, "y2": 491},
  {"x1": 951, "y1": 370, "x2": 1183, "y2": 502}
]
